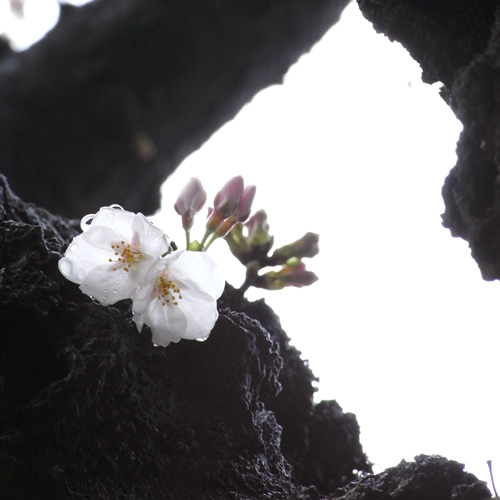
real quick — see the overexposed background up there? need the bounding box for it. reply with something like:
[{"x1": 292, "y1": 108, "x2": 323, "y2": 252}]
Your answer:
[{"x1": 3, "y1": 0, "x2": 499, "y2": 492}]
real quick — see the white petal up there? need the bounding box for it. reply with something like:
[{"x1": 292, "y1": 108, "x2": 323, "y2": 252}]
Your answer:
[
  {"x1": 131, "y1": 213, "x2": 170, "y2": 257},
  {"x1": 132, "y1": 311, "x2": 144, "y2": 332},
  {"x1": 131, "y1": 259, "x2": 165, "y2": 313},
  {"x1": 59, "y1": 229, "x2": 119, "y2": 284},
  {"x1": 88, "y1": 206, "x2": 136, "y2": 240},
  {"x1": 80, "y1": 225, "x2": 121, "y2": 251},
  {"x1": 80, "y1": 262, "x2": 142, "y2": 305},
  {"x1": 166, "y1": 251, "x2": 225, "y2": 300},
  {"x1": 131, "y1": 279, "x2": 157, "y2": 314},
  {"x1": 172, "y1": 292, "x2": 219, "y2": 340},
  {"x1": 130, "y1": 251, "x2": 223, "y2": 346},
  {"x1": 145, "y1": 297, "x2": 188, "y2": 346}
]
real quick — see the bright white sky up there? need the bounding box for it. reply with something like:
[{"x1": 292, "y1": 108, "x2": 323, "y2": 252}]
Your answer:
[{"x1": 3, "y1": 0, "x2": 499, "y2": 492}]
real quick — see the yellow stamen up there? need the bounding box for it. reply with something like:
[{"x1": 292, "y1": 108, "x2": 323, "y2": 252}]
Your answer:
[
  {"x1": 156, "y1": 274, "x2": 183, "y2": 307},
  {"x1": 109, "y1": 241, "x2": 142, "y2": 272}
]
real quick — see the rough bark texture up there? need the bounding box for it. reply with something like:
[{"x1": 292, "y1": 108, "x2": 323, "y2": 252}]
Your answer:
[
  {"x1": 224, "y1": 291, "x2": 370, "y2": 495},
  {"x1": 0, "y1": 174, "x2": 489, "y2": 498},
  {"x1": 0, "y1": 175, "x2": 373, "y2": 499},
  {"x1": 1, "y1": 0, "x2": 497, "y2": 498},
  {"x1": 333, "y1": 455, "x2": 491, "y2": 500},
  {"x1": 0, "y1": 0, "x2": 350, "y2": 218},
  {"x1": 357, "y1": 0, "x2": 500, "y2": 280}
]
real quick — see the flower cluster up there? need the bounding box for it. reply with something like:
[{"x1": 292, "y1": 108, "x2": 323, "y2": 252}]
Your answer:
[
  {"x1": 173, "y1": 176, "x2": 318, "y2": 293},
  {"x1": 58, "y1": 175, "x2": 319, "y2": 347},
  {"x1": 59, "y1": 205, "x2": 225, "y2": 346},
  {"x1": 225, "y1": 210, "x2": 319, "y2": 293},
  {"x1": 173, "y1": 175, "x2": 256, "y2": 252}
]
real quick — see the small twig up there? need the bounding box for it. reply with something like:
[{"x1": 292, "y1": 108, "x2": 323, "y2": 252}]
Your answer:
[
  {"x1": 236, "y1": 260, "x2": 260, "y2": 296},
  {"x1": 488, "y1": 460, "x2": 499, "y2": 497}
]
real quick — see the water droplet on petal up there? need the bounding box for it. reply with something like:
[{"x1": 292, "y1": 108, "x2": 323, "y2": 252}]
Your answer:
[
  {"x1": 69, "y1": 244, "x2": 77, "y2": 252},
  {"x1": 80, "y1": 214, "x2": 95, "y2": 232},
  {"x1": 58, "y1": 258, "x2": 73, "y2": 277},
  {"x1": 77, "y1": 269, "x2": 86, "y2": 281},
  {"x1": 109, "y1": 204, "x2": 124, "y2": 210}
]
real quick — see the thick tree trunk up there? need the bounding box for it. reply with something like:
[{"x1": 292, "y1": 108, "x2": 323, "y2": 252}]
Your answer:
[
  {"x1": 358, "y1": 0, "x2": 500, "y2": 280},
  {"x1": 0, "y1": 0, "x2": 350, "y2": 218}
]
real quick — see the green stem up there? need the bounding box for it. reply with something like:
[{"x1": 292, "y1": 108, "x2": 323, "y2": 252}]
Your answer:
[
  {"x1": 200, "y1": 230, "x2": 211, "y2": 249},
  {"x1": 203, "y1": 233, "x2": 218, "y2": 250}
]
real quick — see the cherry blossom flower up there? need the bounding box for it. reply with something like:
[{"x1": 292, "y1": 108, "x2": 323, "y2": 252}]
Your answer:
[
  {"x1": 58, "y1": 205, "x2": 169, "y2": 305},
  {"x1": 132, "y1": 250, "x2": 225, "y2": 346}
]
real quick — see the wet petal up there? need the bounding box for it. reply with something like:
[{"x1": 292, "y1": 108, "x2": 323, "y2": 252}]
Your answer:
[
  {"x1": 131, "y1": 213, "x2": 169, "y2": 257},
  {"x1": 59, "y1": 206, "x2": 167, "y2": 305},
  {"x1": 166, "y1": 251, "x2": 225, "y2": 300},
  {"x1": 130, "y1": 250, "x2": 224, "y2": 346},
  {"x1": 89, "y1": 206, "x2": 136, "y2": 239},
  {"x1": 145, "y1": 296, "x2": 188, "y2": 346},
  {"x1": 80, "y1": 263, "x2": 142, "y2": 305}
]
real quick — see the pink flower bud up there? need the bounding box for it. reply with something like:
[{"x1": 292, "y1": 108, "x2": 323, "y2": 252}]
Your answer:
[
  {"x1": 205, "y1": 207, "x2": 224, "y2": 233},
  {"x1": 236, "y1": 185, "x2": 256, "y2": 222},
  {"x1": 256, "y1": 259, "x2": 318, "y2": 290},
  {"x1": 213, "y1": 176, "x2": 244, "y2": 217},
  {"x1": 246, "y1": 210, "x2": 272, "y2": 248},
  {"x1": 174, "y1": 178, "x2": 207, "y2": 230},
  {"x1": 270, "y1": 232, "x2": 319, "y2": 263},
  {"x1": 214, "y1": 216, "x2": 238, "y2": 238}
]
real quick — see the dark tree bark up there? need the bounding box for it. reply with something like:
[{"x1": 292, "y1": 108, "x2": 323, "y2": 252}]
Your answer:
[
  {"x1": 0, "y1": 1, "x2": 497, "y2": 498},
  {"x1": 0, "y1": 0, "x2": 350, "y2": 218},
  {"x1": 0, "y1": 176, "x2": 373, "y2": 499},
  {"x1": 357, "y1": 0, "x2": 500, "y2": 280}
]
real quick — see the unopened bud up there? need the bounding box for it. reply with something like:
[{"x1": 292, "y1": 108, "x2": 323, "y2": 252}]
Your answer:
[
  {"x1": 225, "y1": 210, "x2": 273, "y2": 265},
  {"x1": 205, "y1": 207, "x2": 224, "y2": 234},
  {"x1": 256, "y1": 259, "x2": 318, "y2": 290},
  {"x1": 270, "y1": 232, "x2": 319, "y2": 264},
  {"x1": 246, "y1": 210, "x2": 273, "y2": 250},
  {"x1": 237, "y1": 185, "x2": 256, "y2": 222},
  {"x1": 213, "y1": 176, "x2": 244, "y2": 217},
  {"x1": 214, "y1": 215, "x2": 238, "y2": 238},
  {"x1": 225, "y1": 222, "x2": 248, "y2": 255},
  {"x1": 174, "y1": 177, "x2": 207, "y2": 230}
]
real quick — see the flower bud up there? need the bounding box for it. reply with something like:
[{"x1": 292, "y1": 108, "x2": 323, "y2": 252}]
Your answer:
[
  {"x1": 246, "y1": 210, "x2": 273, "y2": 251},
  {"x1": 213, "y1": 176, "x2": 244, "y2": 217},
  {"x1": 270, "y1": 232, "x2": 319, "y2": 264},
  {"x1": 174, "y1": 178, "x2": 207, "y2": 230},
  {"x1": 213, "y1": 216, "x2": 238, "y2": 238},
  {"x1": 225, "y1": 222, "x2": 247, "y2": 255},
  {"x1": 205, "y1": 207, "x2": 225, "y2": 234},
  {"x1": 205, "y1": 177, "x2": 255, "y2": 246},
  {"x1": 255, "y1": 258, "x2": 318, "y2": 290},
  {"x1": 236, "y1": 185, "x2": 256, "y2": 222},
  {"x1": 212, "y1": 184, "x2": 256, "y2": 237},
  {"x1": 225, "y1": 210, "x2": 274, "y2": 265}
]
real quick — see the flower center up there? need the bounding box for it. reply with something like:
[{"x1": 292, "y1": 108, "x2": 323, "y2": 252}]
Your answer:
[
  {"x1": 156, "y1": 274, "x2": 183, "y2": 307},
  {"x1": 109, "y1": 241, "x2": 142, "y2": 272}
]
